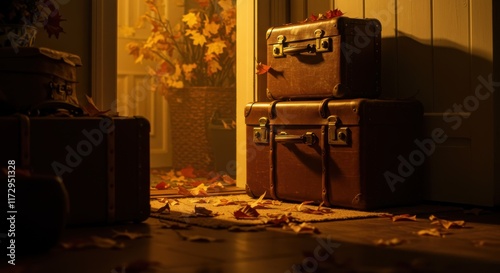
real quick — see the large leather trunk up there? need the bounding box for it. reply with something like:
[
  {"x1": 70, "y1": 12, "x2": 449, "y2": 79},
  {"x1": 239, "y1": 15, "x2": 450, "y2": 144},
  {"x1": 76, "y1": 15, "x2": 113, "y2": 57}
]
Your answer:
[
  {"x1": 0, "y1": 115, "x2": 150, "y2": 225},
  {"x1": 245, "y1": 99, "x2": 423, "y2": 210},
  {"x1": 266, "y1": 17, "x2": 381, "y2": 100},
  {"x1": 0, "y1": 47, "x2": 81, "y2": 115}
]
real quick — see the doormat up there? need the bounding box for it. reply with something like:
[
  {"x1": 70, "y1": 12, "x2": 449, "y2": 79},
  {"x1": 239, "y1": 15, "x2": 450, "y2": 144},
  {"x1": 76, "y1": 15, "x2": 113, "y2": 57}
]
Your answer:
[{"x1": 150, "y1": 194, "x2": 388, "y2": 229}]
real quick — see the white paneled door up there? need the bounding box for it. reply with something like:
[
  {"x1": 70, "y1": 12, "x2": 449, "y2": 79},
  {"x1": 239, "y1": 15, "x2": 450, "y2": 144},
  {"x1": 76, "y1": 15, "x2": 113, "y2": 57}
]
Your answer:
[{"x1": 116, "y1": 0, "x2": 181, "y2": 168}]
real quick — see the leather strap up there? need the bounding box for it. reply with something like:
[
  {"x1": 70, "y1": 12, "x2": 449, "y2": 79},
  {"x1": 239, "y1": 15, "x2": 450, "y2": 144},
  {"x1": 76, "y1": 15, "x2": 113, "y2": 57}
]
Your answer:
[
  {"x1": 269, "y1": 125, "x2": 277, "y2": 199},
  {"x1": 102, "y1": 116, "x2": 116, "y2": 223},
  {"x1": 320, "y1": 124, "x2": 331, "y2": 206}
]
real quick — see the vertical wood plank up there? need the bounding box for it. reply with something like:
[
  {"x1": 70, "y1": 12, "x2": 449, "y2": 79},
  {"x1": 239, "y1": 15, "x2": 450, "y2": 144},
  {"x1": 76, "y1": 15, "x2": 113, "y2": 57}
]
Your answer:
[
  {"x1": 468, "y1": 0, "x2": 495, "y2": 205},
  {"x1": 397, "y1": 0, "x2": 433, "y2": 107},
  {"x1": 365, "y1": 0, "x2": 398, "y2": 98},
  {"x1": 335, "y1": 0, "x2": 364, "y2": 18},
  {"x1": 432, "y1": 0, "x2": 470, "y2": 111}
]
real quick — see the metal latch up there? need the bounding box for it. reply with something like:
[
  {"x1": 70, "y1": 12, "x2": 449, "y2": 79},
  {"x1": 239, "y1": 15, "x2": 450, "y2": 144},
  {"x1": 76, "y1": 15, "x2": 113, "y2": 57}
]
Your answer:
[
  {"x1": 275, "y1": 131, "x2": 317, "y2": 145},
  {"x1": 253, "y1": 117, "x2": 269, "y2": 144},
  {"x1": 328, "y1": 115, "x2": 350, "y2": 146},
  {"x1": 273, "y1": 29, "x2": 331, "y2": 58}
]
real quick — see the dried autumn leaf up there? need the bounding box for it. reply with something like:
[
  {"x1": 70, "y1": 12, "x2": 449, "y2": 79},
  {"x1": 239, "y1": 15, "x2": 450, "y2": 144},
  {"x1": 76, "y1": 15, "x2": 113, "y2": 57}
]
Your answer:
[
  {"x1": 286, "y1": 222, "x2": 320, "y2": 234},
  {"x1": 256, "y1": 61, "x2": 271, "y2": 75},
  {"x1": 180, "y1": 166, "x2": 197, "y2": 178},
  {"x1": 82, "y1": 95, "x2": 111, "y2": 117},
  {"x1": 374, "y1": 238, "x2": 406, "y2": 246},
  {"x1": 295, "y1": 201, "x2": 332, "y2": 215},
  {"x1": 207, "y1": 182, "x2": 225, "y2": 192},
  {"x1": 250, "y1": 192, "x2": 267, "y2": 208},
  {"x1": 177, "y1": 186, "x2": 193, "y2": 196},
  {"x1": 233, "y1": 205, "x2": 260, "y2": 219},
  {"x1": 391, "y1": 214, "x2": 417, "y2": 222},
  {"x1": 194, "y1": 206, "x2": 219, "y2": 217},
  {"x1": 416, "y1": 228, "x2": 447, "y2": 238},
  {"x1": 189, "y1": 184, "x2": 209, "y2": 196},
  {"x1": 213, "y1": 198, "x2": 237, "y2": 207},
  {"x1": 112, "y1": 230, "x2": 150, "y2": 240},
  {"x1": 155, "y1": 181, "x2": 170, "y2": 190},
  {"x1": 265, "y1": 213, "x2": 298, "y2": 226},
  {"x1": 429, "y1": 215, "x2": 466, "y2": 229},
  {"x1": 221, "y1": 174, "x2": 236, "y2": 185},
  {"x1": 190, "y1": 199, "x2": 208, "y2": 204},
  {"x1": 156, "y1": 202, "x2": 170, "y2": 214}
]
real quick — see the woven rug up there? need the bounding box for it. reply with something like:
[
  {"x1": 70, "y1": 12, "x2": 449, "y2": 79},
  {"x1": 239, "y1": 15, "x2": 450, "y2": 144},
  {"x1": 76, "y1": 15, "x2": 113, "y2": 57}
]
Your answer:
[{"x1": 150, "y1": 194, "x2": 388, "y2": 229}]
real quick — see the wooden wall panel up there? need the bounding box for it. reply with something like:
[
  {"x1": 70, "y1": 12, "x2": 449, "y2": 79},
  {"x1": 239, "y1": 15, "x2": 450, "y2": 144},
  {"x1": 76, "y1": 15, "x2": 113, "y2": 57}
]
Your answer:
[
  {"x1": 397, "y1": 0, "x2": 433, "y2": 108},
  {"x1": 334, "y1": 0, "x2": 364, "y2": 18}
]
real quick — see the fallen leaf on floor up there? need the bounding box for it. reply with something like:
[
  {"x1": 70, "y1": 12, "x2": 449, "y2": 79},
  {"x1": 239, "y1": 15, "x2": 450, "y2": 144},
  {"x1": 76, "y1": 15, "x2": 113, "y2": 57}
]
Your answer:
[
  {"x1": 180, "y1": 166, "x2": 197, "y2": 178},
  {"x1": 189, "y1": 184, "x2": 209, "y2": 196},
  {"x1": 177, "y1": 186, "x2": 193, "y2": 196},
  {"x1": 112, "y1": 260, "x2": 161, "y2": 273},
  {"x1": 285, "y1": 222, "x2": 320, "y2": 234},
  {"x1": 221, "y1": 174, "x2": 236, "y2": 185},
  {"x1": 265, "y1": 213, "x2": 298, "y2": 226},
  {"x1": 228, "y1": 225, "x2": 266, "y2": 232},
  {"x1": 156, "y1": 202, "x2": 170, "y2": 214},
  {"x1": 207, "y1": 181, "x2": 225, "y2": 192},
  {"x1": 194, "y1": 206, "x2": 219, "y2": 217},
  {"x1": 213, "y1": 198, "x2": 237, "y2": 206},
  {"x1": 61, "y1": 236, "x2": 124, "y2": 250},
  {"x1": 391, "y1": 214, "x2": 417, "y2": 222},
  {"x1": 416, "y1": 228, "x2": 448, "y2": 238},
  {"x1": 429, "y1": 215, "x2": 466, "y2": 229},
  {"x1": 159, "y1": 220, "x2": 190, "y2": 230},
  {"x1": 112, "y1": 230, "x2": 151, "y2": 240},
  {"x1": 250, "y1": 192, "x2": 267, "y2": 208},
  {"x1": 154, "y1": 181, "x2": 170, "y2": 190},
  {"x1": 174, "y1": 231, "x2": 221, "y2": 242},
  {"x1": 374, "y1": 238, "x2": 406, "y2": 246},
  {"x1": 293, "y1": 201, "x2": 333, "y2": 215},
  {"x1": 234, "y1": 205, "x2": 260, "y2": 219}
]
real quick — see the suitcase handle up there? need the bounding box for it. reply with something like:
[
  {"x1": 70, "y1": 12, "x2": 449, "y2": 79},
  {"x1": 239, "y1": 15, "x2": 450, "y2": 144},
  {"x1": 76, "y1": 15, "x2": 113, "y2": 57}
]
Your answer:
[
  {"x1": 282, "y1": 44, "x2": 315, "y2": 55},
  {"x1": 275, "y1": 132, "x2": 317, "y2": 145}
]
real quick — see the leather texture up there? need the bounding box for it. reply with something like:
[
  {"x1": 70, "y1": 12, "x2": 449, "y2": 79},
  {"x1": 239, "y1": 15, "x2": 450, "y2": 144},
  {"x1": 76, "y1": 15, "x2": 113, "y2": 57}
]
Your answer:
[
  {"x1": 245, "y1": 99, "x2": 423, "y2": 210},
  {"x1": 266, "y1": 17, "x2": 382, "y2": 100}
]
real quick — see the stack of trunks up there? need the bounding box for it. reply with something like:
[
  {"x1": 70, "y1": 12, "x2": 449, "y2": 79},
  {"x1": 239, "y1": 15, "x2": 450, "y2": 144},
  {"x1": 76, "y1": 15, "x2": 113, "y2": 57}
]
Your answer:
[{"x1": 245, "y1": 17, "x2": 423, "y2": 210}]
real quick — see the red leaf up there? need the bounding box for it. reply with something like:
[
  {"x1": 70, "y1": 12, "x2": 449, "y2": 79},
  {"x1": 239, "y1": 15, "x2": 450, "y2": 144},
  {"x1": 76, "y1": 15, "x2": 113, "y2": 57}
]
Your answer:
[
  {"x1": 325, "y1": 9, "x2": 344, "y2": 19},
  {"x1": 256, "y1": 62, "x2": 271, "y2": 75},
  {"x1": 155, "y1": 181, "x2": 169, "y2": 190},
  {"x1": 233, "y1": 205, "x2": 260, "y2": 219},
  {"x1": 310, "y1": 13, "x2": 318, "y2": 21},
  {"x1": 180, "y1": 166, "x2": 197, "y2": 178}
]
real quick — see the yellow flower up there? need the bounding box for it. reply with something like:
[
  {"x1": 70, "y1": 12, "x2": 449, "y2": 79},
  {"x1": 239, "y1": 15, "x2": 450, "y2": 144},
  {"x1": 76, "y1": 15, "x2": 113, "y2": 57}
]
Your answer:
[
  {"x1": 218, "y1": 0, "x2": 233, "y2": 11},
  {"x1": 182, "y1": 12, "x2": 199, "y2": 28},
  {"x1": 182, "y1": 64, "x2": 198, "y2": 81}
]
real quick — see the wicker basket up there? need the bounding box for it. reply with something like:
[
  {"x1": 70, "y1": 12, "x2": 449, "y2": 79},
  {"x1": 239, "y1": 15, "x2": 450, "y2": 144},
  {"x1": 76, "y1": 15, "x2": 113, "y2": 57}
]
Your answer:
[{"x1": 166, "y1": 87, "x2": 236, "y2": 172}]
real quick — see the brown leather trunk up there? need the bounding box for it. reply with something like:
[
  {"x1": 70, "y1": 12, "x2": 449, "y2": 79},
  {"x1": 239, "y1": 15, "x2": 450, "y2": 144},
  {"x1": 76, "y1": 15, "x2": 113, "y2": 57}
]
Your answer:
[
  {"x1": 245, "y1": 99, "x2": 423, "y2": 210},
  {"x1": 0, "y1": 115, "x2": 150, "y2": 225},
  {"x1": 266, "y1": 17, "x2": 381, "y2": 100},
  {"x1": 0, "y1": 47, "x2": 81, "y2": 115}
]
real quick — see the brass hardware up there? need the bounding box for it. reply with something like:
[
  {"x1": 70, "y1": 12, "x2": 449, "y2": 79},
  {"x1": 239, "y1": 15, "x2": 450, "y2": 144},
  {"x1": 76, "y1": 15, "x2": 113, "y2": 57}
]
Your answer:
[
  {"x1": 272, "y1": 35, "x2": 285, "y2": 57},
  {"x1": 275, "y1": 131, "x2": 317, "y2": 146},
  {"x1": 328, "y1": 115, "x2": 350, "y2": 146},
  {"x1": 253, "y1": 117, "x2": 269, "y2": 144},
  {"x1": 272, "y1": 29, "x2": 332, "y2": 58}
]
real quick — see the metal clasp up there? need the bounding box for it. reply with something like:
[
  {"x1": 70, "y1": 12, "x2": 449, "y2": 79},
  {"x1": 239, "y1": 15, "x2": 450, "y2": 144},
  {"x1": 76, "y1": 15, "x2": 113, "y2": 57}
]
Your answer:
[
  {"x1": 273, "y1": 35, "x2": 285, "y2": 57},
  {"x1": 328, "y1": 115, "x2": 350, "y2": 146},
  {"x1": 314, "y1": 29, "x2": 331, "y2": 53},
  {"x1": 253, "y1": 117, "x2": 269, "y2": 144}
]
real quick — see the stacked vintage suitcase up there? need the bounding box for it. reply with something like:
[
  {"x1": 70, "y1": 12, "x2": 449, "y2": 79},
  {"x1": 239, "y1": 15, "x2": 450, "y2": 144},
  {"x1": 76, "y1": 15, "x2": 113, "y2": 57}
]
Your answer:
[
  {"x1": 245, "y1": 16, "x2": 424, "y2": 210},
  {"x1": 0, "y1": 47, "x2": 150, "y2": 229}
]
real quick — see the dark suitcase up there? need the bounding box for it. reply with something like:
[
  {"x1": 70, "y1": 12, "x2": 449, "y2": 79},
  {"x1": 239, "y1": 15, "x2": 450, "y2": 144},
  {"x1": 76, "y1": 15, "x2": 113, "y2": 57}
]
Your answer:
[
  {"x1": 0, "y1": 115, "x2": 150, "y2": 225},
  {"x1": 245, "y1": 99, "x2": 423, "y2": 210},
  {"x1": 0, "y1": 47, "x2": 81, "y2": 115},
  {"x1": 266, "y1": 17, "x2": 381, "y2": 100}
]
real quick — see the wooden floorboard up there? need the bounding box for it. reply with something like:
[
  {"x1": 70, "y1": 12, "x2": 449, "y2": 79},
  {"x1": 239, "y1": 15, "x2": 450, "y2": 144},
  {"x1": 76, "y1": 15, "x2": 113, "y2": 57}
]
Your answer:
[{"x1": 5, "y1": 204, "x2": 500, "y2": 273}]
